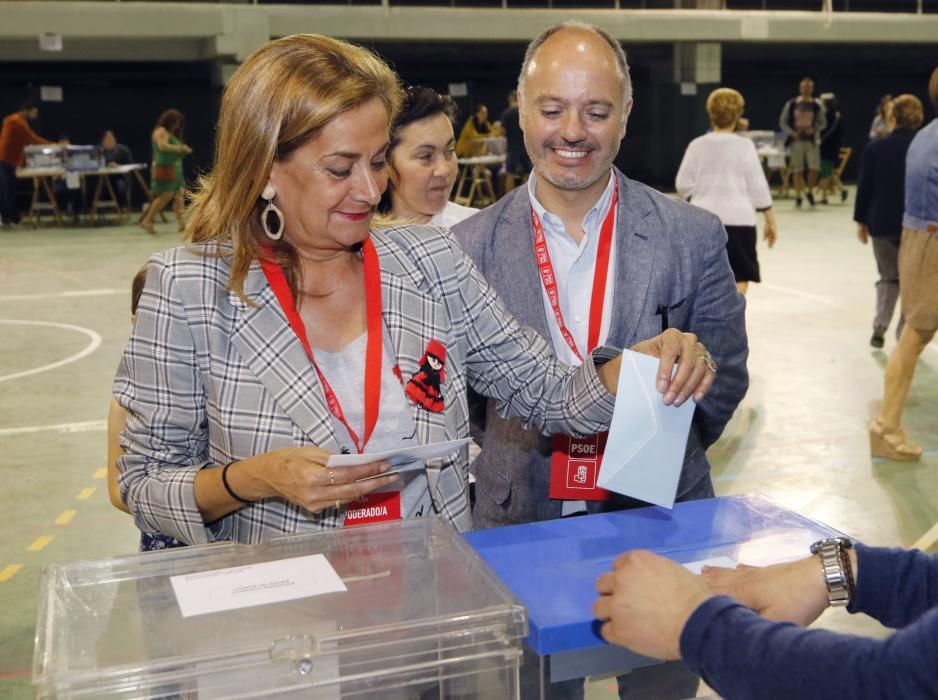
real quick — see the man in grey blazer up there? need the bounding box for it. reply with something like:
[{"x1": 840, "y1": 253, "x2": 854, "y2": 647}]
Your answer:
[{"x1": 453, "y1": 21, "x2": 748, "y2": 699}]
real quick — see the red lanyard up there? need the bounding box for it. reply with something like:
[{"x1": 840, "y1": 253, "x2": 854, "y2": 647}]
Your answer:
[
  {"x1": 260, "y1": 238, "x2": 383, "y2": 454},
  {"x1": 531, "y1": 180, "x2": 618, "y2": 362}
]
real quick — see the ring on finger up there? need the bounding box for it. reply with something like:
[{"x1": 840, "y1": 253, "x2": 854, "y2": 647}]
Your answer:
[
  {"x1": 697, "y1": 351, "x2": 718, "y2": 373},
  {"x1": 328, "y1": 468, "x2": 335, "y2": 486}
]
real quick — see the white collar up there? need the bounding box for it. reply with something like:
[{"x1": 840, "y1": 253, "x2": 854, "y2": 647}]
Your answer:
[{"x1": 527, "y1": 170, "x2": 617, "y2": 242}]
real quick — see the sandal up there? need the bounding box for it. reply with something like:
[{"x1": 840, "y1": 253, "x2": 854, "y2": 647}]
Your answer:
[{"x1": 869, "y1": 419, "x2": 923, "y2": 461}]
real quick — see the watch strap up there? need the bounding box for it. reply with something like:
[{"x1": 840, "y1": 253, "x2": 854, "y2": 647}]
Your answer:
[{"x1": 812, "y1": 538, "x2": 855, "y2": 607}]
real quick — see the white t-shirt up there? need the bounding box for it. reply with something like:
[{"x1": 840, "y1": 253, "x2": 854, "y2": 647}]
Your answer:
[
  {"x1": 675, "y1": 132, "x2": 773, "y2": 227},
  {"x1": 430, "y1": 201, "x2": 478, "y2": 229},
  {"x1": 315, "y1": 332, "x2": 433, "y2": 520}
]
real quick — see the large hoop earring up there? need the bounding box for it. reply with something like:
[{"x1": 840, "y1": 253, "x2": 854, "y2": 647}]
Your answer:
[{"x1": 260, "y1": 184, "x2": 284, "y2": 241}]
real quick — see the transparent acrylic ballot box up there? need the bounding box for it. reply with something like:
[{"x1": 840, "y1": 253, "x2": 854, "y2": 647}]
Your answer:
[{"x1": 33, "y1": 516, "x2": 526, "y2": 699}]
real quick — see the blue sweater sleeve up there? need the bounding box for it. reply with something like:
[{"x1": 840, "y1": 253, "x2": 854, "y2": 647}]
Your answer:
[
  {"x1": 849, "y1": 543, "x2": 938, "y2": 627},
  {"x1": 680, "y1": 596, "x2": 938, "y2": 699}
]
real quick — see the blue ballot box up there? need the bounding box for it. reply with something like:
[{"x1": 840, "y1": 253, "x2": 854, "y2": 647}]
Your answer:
[{"x1": 463, "y1": 494, "x2": 849, "y2": 682}]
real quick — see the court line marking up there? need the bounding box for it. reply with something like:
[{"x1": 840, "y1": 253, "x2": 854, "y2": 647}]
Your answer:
[
  {"x1": 0, "y1": 419, "x2": 106, "y2": 437},
  {"x1": 759, "y1": 282, "x2": 846, "y2": 308},
  {"x1": 54, "y1": 510, "x2": 77, "y2": 526},
  {"x1": 76, "y1": 487, "x2": 95, "y2": 501},
  {"x1": 27, "y1": 536, "x2": 53, "y2": 552},
  {"x1": 0, "y1": 288, "x2": 121, "y2": 302},
  {"x1": 0, "y1": 320, "x2": 102, "y2": 384},
  {"x1": 0, "y1": 564, "x2": 22, "y2": 582}
]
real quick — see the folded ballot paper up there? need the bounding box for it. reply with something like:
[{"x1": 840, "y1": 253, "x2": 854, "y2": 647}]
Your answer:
[
  {"x1": 326, "y1": 438, "x2": 470, "y2": 472},
  {"x1": 597, "y1": 349, "x2": 696, "y2": 508}
]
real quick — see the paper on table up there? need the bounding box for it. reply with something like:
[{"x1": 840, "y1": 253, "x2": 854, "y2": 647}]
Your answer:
[
  {"x1": 170, "y1": 554, "x2": 347, "y2": 618},
  {"x1": 597, "y1": 350, "x2": 696, "y2": 509},
  {"x1": 326, "y1": 438, "x2": 470, "y2": 471},
  {"x1": 683, "y1": 556, "x2": 737, "y2": 574}
]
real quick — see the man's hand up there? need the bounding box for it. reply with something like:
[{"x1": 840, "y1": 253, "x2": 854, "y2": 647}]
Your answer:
[
  {"x1": 629, "y1": 328, "x2": 716, "y2": 406},
  {"x1": 702, "y1": 556, "x2": 829, "y2": 626},
  {"x1": 593, "y1": 550, "x2": 711, "y2": 660}
]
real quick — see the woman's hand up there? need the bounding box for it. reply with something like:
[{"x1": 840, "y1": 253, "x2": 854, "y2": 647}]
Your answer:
[
  {"x1": 629, "y1": 328, "x2": 717, "y2": 406},
  {"x1": 237, "y1": 446, "x2": 398, "y2": 512},
  {"x1": 197, "y1": 446, "x2": 399, "y2": 522}
]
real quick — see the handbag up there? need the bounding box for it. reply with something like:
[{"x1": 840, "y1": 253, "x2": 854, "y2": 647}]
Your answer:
[{"x1": 153, "y1": 164, "x2": 176, "y2": 182}]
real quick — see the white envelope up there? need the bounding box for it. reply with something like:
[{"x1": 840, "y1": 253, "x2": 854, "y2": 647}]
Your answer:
[{"x1": 597, "y1": 350, "x2": 696, "y2": 508}]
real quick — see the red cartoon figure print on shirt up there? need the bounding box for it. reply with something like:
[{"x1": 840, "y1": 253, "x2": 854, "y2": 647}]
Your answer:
[{"x1": 405, "y1": 339, "x2": 446, "y2": 413}]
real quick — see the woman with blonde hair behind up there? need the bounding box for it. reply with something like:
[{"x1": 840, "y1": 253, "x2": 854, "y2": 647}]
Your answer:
[
  {"x1": 676, "y1": 87, "x2": 777, "y2": 296},
  {"x1": 112, "y1": 33, "x2": 715, "y2": 548}
]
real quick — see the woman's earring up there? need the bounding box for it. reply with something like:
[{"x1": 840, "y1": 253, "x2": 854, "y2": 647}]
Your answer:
[{"x1": 260, "y1": 184, "x2": 284, "y2": 241}]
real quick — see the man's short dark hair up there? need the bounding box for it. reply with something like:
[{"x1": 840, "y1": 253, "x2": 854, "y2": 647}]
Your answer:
[{"x1": 519, "y1": 21, "x2": 632, "y2": 106}]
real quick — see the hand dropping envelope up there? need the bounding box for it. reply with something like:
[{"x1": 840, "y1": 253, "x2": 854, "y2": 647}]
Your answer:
[{"x1": 597, "y1": 350, "x2": 696, "y2": 508}]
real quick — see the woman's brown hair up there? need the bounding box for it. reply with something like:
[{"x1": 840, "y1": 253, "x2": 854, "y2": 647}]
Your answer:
[
  {"x1": 185, "y1": 34, "x2": 402, "y2": 300},
  {"x1": 155, "y1": 109, "x2": 185, "y2": 138},
  {"x1": 891, "y1": 94, "x2": 924, "y2": 131},
  {"x1": 929, "y1": 65, "x2": 938, "y2": 115}
]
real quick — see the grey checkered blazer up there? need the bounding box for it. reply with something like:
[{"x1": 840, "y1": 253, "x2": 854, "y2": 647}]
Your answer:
[{"x1": 114, "y1": 224, "x2": 616, "y2": 545}]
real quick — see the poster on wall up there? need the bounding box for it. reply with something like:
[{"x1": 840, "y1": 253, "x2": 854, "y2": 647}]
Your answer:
[
  {"x1": 40, "y1": 86, "x2": 63, "y2": 103},
  {"x1": 39, "y1": 33, "x2": 63, "y2": 52}
]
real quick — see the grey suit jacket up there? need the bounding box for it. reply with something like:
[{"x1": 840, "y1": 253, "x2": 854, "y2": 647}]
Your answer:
[
  {"x1": 453, "y1": 169, "x2": 749, "y2": 528},
  {"x1": 114, "y1": 225, "x2": 617, "y2": 545}
]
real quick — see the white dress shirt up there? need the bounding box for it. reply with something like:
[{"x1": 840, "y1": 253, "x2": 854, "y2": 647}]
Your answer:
[
  {"x1": 528, "y1": 172, "x2": 617, "y2": 514},
  {"x1": 528, "y1": 171, "x2": 618, "y2": 367}
]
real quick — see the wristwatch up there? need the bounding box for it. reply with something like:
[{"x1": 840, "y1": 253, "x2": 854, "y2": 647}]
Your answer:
[{"x1": 810, "y1": 537, "x2": 855, "y2": 607}]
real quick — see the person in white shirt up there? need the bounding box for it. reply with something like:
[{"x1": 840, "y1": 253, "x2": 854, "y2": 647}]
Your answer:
[
  {"x1": 377, "y1": 85, "x2": 476, "y2": 229},
  {"x1": 676, "y1": 88, "x2": 778, "y2": 296}
]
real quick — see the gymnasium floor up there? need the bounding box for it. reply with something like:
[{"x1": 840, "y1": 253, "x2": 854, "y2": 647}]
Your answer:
[{"x1": 1, "y1": 189, "x2": 936, "y2": 698}]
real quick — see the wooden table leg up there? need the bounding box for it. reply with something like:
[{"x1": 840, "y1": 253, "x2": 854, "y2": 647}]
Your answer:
[
  {"x1": 103, "y1": 176, "x2": 123, "y2": 220},
  {"x1": 39, "y1": 176, "x2": 62, "y2": 225},
  {"x1": 90, "y1": 174, "x2": 105, "y2": 224}
]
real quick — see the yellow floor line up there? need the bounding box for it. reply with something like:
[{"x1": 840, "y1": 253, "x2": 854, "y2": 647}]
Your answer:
[
  {"x1": 27, "y1": 536, "x2": 53, "y2": 552},
  {"x1": 77, "y1": 487, "x2": 95, "y2": 501},
  {"x1": 93, "y1": 468, "x2": 107, "y2": 479},
  {"x1": 54, "y1": 510, "x2": 77, "y2": 526},
  {"x1": 0, "y1": 564, "x2": 22, "y2": 582}
]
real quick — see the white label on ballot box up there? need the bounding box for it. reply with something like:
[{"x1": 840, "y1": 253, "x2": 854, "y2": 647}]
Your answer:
[{"x1": 170, "y1": 553, "x2": 347, "y2": 618}]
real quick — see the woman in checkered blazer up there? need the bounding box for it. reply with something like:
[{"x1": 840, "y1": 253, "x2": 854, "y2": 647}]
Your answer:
[{"x1": 113, "y1": 34, "x2": 716, "y2": 547}]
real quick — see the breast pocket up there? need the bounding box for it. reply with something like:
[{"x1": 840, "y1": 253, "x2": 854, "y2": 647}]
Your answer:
[{"x1": 655, "y1": 296, "x2": 690, "y2": 332}]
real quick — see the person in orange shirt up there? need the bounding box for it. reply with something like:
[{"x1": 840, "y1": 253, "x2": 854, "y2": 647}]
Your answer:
[{"x1": 0, "y1": 102, "x2": 51, "y2": 225}]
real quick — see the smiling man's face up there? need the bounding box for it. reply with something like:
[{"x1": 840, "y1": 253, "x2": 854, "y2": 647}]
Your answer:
[{"x1": 519, "y1": 28, "x2": 631, "y2": 195}]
